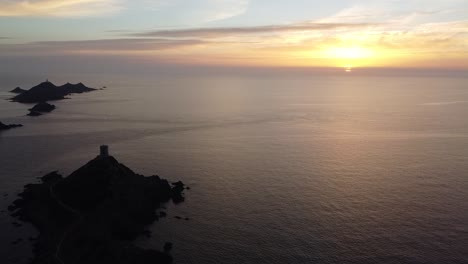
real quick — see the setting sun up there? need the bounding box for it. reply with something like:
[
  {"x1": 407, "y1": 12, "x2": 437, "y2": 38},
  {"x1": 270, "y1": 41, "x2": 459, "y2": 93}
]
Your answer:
[
  {"x1": 318, "y1": 46, "x2": 376, "y2": 68},
  {"x1": 324, "y1": 46, "x2": 374, "y2": 59}
]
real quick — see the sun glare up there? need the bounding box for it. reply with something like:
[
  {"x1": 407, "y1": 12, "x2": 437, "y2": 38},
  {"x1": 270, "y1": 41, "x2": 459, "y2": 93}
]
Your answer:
[
  {"x1": 324, "y1": 46, "x2": 374, "y2": 59},
  {"x1": 316, "y1": 46, "x2": 376, "y2": 68}
]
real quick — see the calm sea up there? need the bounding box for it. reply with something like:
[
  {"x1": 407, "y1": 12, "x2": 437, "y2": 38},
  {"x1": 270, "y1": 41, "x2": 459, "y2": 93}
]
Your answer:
[{"x1": 1, "y1": 71, "x2": 468, "y2": 264}]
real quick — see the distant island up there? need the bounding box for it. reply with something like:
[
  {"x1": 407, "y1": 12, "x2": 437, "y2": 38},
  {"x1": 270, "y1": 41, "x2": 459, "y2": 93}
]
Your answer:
[
  {"x1": 11, "y1": 80, "x2": 96, "y2": 103},
  {"x1": 9, "y1": 146, "x2": 186, "y2": 264},
  {"x1": 0, "y1": 121, "x2": 22, "y2": 130},
  {"x1": 9, "y1": 87, "x2": 27, "y2": 94},
  {"x1": 27, "y1": 102, "x2": 56, "y2": 117}
]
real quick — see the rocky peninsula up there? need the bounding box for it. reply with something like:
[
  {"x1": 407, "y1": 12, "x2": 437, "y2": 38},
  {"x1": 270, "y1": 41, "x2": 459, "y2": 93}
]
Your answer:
[
  {"x1": 12, "y1": 80, "x2": 96, "y2": 103},
  {"x1": 0, "y1": 121, "x2": 22, "y2": 130},
  {"x1": 9, "y1": 146, "x2": 186, "y2": 264}
]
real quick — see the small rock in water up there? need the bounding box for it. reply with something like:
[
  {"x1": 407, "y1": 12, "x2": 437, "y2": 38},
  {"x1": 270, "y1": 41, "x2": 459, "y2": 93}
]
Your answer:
[
  {"x1": 28, "y1": 102, "x2": 56, "y2": 114},
  {"x1": 171, "y1": 181, "x2": 185, "y2": 203},
  {"x1": 172, "y1": 181, "x2": 185, "y2": 191}
]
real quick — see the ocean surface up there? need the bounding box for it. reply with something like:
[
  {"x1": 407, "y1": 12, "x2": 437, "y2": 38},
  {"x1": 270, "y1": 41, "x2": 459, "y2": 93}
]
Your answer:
[{"x1": 1, "y1": 71, "x2": 468, "y2": 264}]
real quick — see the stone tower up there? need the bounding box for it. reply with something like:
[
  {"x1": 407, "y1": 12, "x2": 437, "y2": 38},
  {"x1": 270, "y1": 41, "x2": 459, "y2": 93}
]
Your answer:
[{"x1": 100, "y1": 145, "x2": 109, "y2": 157}]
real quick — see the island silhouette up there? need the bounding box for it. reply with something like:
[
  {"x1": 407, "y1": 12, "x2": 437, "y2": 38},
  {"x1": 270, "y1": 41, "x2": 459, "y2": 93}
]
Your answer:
[
  {"x1": 0, "y1": 121, "x2": 22, "y2": 130},
  {"x1": 9, "y1": 87, "x2": 27, "y2": 94},
  {"x1": 27, "y1": 102, "x2": 56, "y2": 117},
  {"x1": 9, "y1": 146, "x2": 185, "y2": 264},
  {"x1": 11, "y1": 80, "x2": 96, "y2": 103}
]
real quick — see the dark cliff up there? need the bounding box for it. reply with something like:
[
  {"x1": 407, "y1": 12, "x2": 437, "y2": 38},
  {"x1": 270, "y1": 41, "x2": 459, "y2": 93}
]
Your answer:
[{"x1": 9, "y1": 150, "x2": 185, "y2": 264}]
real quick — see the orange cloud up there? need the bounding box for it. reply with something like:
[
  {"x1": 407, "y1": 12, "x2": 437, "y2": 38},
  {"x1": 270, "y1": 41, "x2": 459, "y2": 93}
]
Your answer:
[
  {"x1": 0, "y1": 19, "x2": 467, "y2": 69},
  {"x1": 0, "y1": 0, "x2": 123, "y2": 17}
]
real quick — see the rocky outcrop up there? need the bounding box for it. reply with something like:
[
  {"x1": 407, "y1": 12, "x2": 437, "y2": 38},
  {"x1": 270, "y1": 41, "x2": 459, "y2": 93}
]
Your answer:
[
  {"x1": 12, "y1": 80, "x2": 95, "y2": 103},
  {"x1": 10, "y1": 87, "x2": 26, "y2": 94},
  {"x1": 27, "y1": 102, "x2": 56, "y2": 116},
  {"x1": 9, "y1": 150, "x2": 186, "y2": 264},
  {"x1": 0, "y1": 121, "x2": 23, "y2": 130},
  {"x1": 27, "y1": 111, "x2": 42, "y2": 117},
  {"x1": 29, "y1": 102, "x2": 56, "y2": 113}
]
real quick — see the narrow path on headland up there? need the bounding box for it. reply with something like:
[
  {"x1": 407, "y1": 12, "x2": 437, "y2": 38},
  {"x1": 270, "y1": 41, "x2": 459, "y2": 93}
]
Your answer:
[{"x1": 49, "y1": 185, "x2": 84, "y2": 264}]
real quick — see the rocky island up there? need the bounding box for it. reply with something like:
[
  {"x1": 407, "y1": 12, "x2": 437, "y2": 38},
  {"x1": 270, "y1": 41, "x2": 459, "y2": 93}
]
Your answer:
[
  {"x1": 10, "y1": 87, "x2": 27, "y2": 94},
  {"x1": 27, "y1": 102, "x2": 56, "y2": 117},
  {"x1": 12, "y1": 80, "x2": 96, "y2": 103},
  {"x1": 9, "y1": 146, "x2": 186, "y2": 264},
  {"x1": 0, "y1": 121, "x2": 23, "y2": 130}
]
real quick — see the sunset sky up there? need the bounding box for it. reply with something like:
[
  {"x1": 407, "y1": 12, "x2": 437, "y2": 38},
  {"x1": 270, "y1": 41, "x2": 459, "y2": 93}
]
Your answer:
[{"x1": 1, "y1": 0, "x2": 467, "y2": 70}]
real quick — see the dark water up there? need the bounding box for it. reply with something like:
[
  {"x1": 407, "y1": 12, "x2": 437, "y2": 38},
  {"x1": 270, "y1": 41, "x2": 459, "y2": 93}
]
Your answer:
[{"x1": 1, "y1": 72, "x2": 468, "y2": 263}]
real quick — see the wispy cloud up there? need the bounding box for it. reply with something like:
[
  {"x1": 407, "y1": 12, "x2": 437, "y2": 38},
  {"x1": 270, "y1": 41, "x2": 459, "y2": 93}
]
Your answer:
[
  {"x1": 0, "y1": 0, "x2": 124, "y2": 17},
  {"x1": 204, "y1": 0, "x2": 249, "y2": 22},
  {"x1": 0, "y1": 0, "x2": 250, "y2": 21},
  {"x1": 374, "y1": 20, "x2": 468, "y2": 56},
  {"x1": 137, "y1": 0, "x2": 249, "y2": 23},
  {"x1": 131, "y1": 22, "x2": 378, "y2": 38},
  {"x1": 0, "y1": 5, "x2": 467, "y2": 69},
  {"x1": 0, "y1": 38, "x2": 204, "y2": 55}
]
